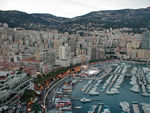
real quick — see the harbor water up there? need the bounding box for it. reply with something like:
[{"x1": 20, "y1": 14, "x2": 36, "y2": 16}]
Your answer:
[{"x1": 71, "y1": 63, "x2": 150, "y2": 113}]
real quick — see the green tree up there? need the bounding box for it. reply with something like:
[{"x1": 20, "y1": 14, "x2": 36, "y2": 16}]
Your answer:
[{"x1": 20, "y1": 89, "x2": 36, "y2": 102}]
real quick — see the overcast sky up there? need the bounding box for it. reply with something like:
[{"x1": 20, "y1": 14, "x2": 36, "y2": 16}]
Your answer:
[{"x1": 0, "y1": 0, "x2": 150, "y2": 18}]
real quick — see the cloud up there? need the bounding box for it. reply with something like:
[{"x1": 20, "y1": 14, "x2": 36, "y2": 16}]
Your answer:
[
  {"x1": 0, "y1": 0, "x2": 150, "y2": 17},
  {"x1": 60, "y1": 0, "x2": 100, "y2": 10}
]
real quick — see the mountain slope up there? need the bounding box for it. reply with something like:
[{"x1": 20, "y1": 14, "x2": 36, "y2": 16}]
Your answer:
[
  {"x1": 0, "y1": 8, "x2": 150, "y2": 33},
  {"x1": 59, "y1": 8, "x2": 150, "y2": 33},
  {"x1": 0, "y1": 10, "x2": 68, "y2": 30}
]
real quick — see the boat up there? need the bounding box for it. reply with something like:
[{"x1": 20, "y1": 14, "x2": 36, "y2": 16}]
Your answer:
[
  {"x1": 120, "y1": 101, "x2": 130, "y2": 113},
  {"x1": 61, "y1": 105, "x2": 72, "y2": 111},
  {"x1": 75, "y1": 106, "x2": 82, "y2": 109},
  {"x1": 102, "y1": 106, "x2": 111, "y2": 113},
  {"x1": 56, "y1": 91, "x2": 62, "y2": 94},
  {"x1": 89, "y1": 91, "x2": 99, "y2": 95},
  {"x1": 140, "y1": 103, "x2": 150, "y2": 113},
  {"x1": 65, "y1": 102, "x2": 71, "y2": 106},
  {"x1": 100, "y1": 88, "x2": 104, "y2": 92},
  {"x1": 80, "y1": 98, "x2": 91, "y2": 103},
  {"x1": 87, "y1": 105, "x2": 97, "y2": 113}
]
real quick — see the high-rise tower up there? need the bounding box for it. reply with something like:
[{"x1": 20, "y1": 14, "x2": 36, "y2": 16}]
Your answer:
[{"x1": 141, "y1": 32, "x2": 150, "y2": 49}]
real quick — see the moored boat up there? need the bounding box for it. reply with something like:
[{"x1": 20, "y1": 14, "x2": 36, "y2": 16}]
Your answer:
[
  {"x1": 87, "y1": 105, "x2": 97, "y2": 113},
  {"x1": 80, "y1": 98, "x2": 91, "y2": 103},
  {"x1": 75, "y1": 106, "x2": 82, "y2": 109}
]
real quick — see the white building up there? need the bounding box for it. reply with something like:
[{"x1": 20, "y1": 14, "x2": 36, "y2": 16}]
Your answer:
[
  {"x1": 56, "y1": 44, "x2": 71, "y2": 67},
  {"x1": 55, "y1": 59, "x2": 70, "y2": 67},
  {"x1": 0, "y1": 90, "x2": 10, "y2": 102},
  {"x1": 0, "y1": 71, "x2": 32, "y2": 102},
  {"x1": 71, "y1": 56, "x2": 82, "y2": 65},
  {"x1": 59, "y1": 44, "x2": 71, "y2": 60}
]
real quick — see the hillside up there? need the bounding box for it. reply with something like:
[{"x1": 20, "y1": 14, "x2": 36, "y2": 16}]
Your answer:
[{"x1": 0, "y1": 8, "x2": 150, "y2": 34}]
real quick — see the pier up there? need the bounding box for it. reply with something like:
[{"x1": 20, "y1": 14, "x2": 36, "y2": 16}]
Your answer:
[
  {"x1": 132, "y1": 104, "x2": 140, "y2": 113},
  {"x1": 97, "y1": 104, "x2": 103, "y2": 113},
  {"x1": 141, "y1": 84, "x2": 147, "y2": 95},
  {"x1": 98, "y1": 73, "x2": 108, "y2": 80},
  {"x1": 84, "y1": 73, "x2": 108, "y2": 94},
  {"x1": 105, "y1": 65, "x2": 123, "y2": 92},
  {"x1": 85, "y1": 80, "x2": 97, "y2": 94},
  {"x1": 136, "y1": 67, "x2": 149, "y2": 96},
  {"x1": 106, "y1": 74, "x2": 119, "y2": 91}
]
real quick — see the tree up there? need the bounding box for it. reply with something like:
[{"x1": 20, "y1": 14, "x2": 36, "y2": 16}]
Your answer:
[{"x1": 20, "y1": 89, "x2": 36, "y2": 102}]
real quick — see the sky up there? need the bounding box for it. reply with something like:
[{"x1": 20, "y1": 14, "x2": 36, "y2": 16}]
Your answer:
[{"x1": 0, "y1": 0, "x2": 150, "y2": 18}]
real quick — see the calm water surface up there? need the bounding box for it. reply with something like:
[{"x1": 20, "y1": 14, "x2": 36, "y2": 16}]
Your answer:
[{"x1": 71, "y1": 64, "x2": 150, "y2": 113}]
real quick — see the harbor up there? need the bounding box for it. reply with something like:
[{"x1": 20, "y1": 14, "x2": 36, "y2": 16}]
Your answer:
[{"x1": 47, "y1": 61, "x2": 150, "y2": 113}]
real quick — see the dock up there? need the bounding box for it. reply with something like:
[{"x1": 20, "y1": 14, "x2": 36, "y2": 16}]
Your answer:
[
  {"x1": 98, "y1": 73, "x2": 108, "y2": 80},
  {"x1": 85, "y1": 80, "x2": 97, "y2": 94},
  {"x1": 106, "y1": 74, "x2": 119, "y2": 91},
  {"x1": 97, "y1": 104, "x2": 103, "y2": 113},
  {"x1": 84, "y1": 73, "x2": 108, "y2": 94},
  {"x1": 141, "y1": 84, "x2": 147, "y2": 95},
  {"x1": 137, "y1": 67, "x2": 149, "y2": 96},
  {"x1": 132, "y1": 104, "x2": 140, "y2": 113}
]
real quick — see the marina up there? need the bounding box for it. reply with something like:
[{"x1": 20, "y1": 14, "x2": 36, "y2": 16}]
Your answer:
[
  {"x1": 48, "y1": 61, "x2": 150, "y2": 113},
  {"x1": 85, "y1": 80, "x2": 97, "y2": 94},
  {"x1": 106, "y1": 74, "x2": 119, "y2": 93}
]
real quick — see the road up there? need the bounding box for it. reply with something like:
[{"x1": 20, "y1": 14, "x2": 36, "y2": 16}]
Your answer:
[{"x1": 44, "y1": 75, "x2": 70, "y2": 113}]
